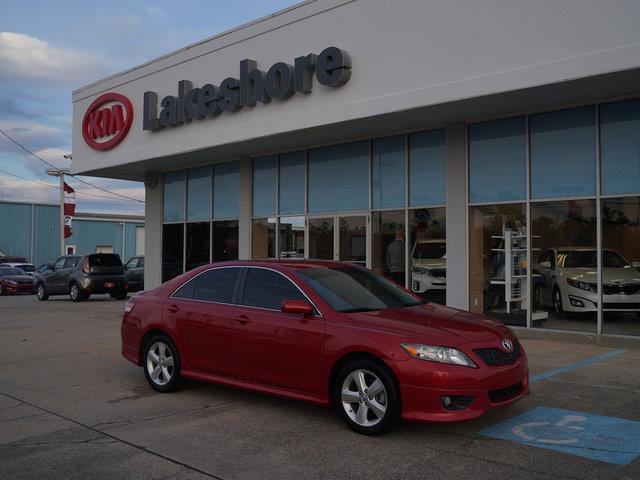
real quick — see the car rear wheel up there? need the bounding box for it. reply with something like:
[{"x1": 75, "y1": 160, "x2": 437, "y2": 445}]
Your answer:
[
  {"x1": 69, "y1": 283, "x2": 85, "y2": 302},
  {"x1": 334, "y1": 358, "x2": 400, "y2": 435},
  {"x1": 36, "y1": 283, "x2": 49, "y2": 301},
  {"x1": 143, "y1": 335, "x2": 182, "y2": 393},
  {"x1": 552, "y1": 287, "x2": 570, "y2": 318}
]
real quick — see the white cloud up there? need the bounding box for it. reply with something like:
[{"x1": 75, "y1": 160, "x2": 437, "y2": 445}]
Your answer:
[
  {"x1": 0, "y1": 120, "x2": 62, "y2": 142},
  {"x1": 0, "y1": 32, "x2": 109, "y2": 84}
]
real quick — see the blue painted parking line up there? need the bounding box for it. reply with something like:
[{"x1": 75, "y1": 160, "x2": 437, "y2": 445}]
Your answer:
[
  {"x1": 480, "y1": 406, "x2": 640, "y2": 464},
  {"x1": 530, "y1": 349, "x2": 626, "y2": 384}
]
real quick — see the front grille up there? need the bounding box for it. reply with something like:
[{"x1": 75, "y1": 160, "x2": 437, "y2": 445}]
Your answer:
[
  {"x1": 428, "y1": 268, "x2": 446, "y2": 278},
  {"x1": 603, "y1": 284, "x2": 640, "y2": 295},
  {"x1": 473, "y1": 342, "x2": 521, "y2": 367},
  {"x1": 488, "y1": 382, "x2": 522, "y2": 403}
]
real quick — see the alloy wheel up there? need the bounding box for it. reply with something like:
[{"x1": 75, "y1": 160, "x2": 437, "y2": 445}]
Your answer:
[
  {"x1": 146, "y1": 341, "x2": 175, "y2": 386},
  {"x1": 341, "y1": 369, "x2": 388, "y2": 427},
  {"x1": 553, "y1": 290, "x2": 562, "y2": 316}
]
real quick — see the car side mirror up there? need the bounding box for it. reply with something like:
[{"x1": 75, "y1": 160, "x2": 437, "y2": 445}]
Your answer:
[
  {"x1": 539, "y1": 261, "x2": 551, "y2": 269},
  {"x1": 281, "y1": 299, "x2": 313, "y2": 316}
]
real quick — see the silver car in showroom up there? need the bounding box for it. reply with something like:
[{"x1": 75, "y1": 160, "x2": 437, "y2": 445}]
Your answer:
[
  {"x1": 535, "y1": 247, "x2": 640, "y2": 317},
  {"x1": 410, "y1": 239, "x2": 446, "y2": 295}
]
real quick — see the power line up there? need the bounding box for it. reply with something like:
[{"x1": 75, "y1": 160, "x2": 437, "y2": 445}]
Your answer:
[
  {"x1": 0, "y1": 128, "x2": 145, "y2": 203},
  {"x1": 0, "y1": 167, "x2": 144, "y2": 203}
]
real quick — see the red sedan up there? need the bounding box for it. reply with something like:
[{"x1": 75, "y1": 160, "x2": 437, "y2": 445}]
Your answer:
[
  {"x1": 0, "y1": 267, "x2": 36, "y2": 295},
  {"x1": 121, "y1": 260, "x2": 528, "y2": 435}
]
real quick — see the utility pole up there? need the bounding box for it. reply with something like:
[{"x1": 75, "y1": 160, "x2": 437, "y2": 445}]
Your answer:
[{"x1": 45, "y1": 166, "x2": 71, "y2": 256}]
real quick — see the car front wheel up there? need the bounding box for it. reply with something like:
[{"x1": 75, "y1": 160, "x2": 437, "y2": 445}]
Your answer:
[
  {"x1": 36, "y1": 284, "x2": 49, "y2": 301},
  {"x1": 334, "y1": 358, "x2": 400, "y2": 435},
  {"x1": 143, "y1": 335, "x2": 182, "y2": 393}
]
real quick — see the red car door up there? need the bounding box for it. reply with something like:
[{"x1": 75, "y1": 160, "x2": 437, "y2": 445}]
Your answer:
[
  {"x1": 164, "y1": 267, "x2": 242, "y2": 377},
  {"x1": 232, "y1": 267, "x2": 325, "y2": 394}
]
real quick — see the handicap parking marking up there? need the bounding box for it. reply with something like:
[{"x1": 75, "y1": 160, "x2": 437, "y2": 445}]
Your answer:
[
  {"x1": 529, "y1": 349, "x2": 626, "y2": 384},
  {"x1": 480, "y1": 406, "x2": 640, "y2": 465}
]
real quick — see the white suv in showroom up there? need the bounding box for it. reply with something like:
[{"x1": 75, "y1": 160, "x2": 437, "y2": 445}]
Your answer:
[
  {"x1": 535, "y1": 247, "x2": 640, "y2": 317},
  {"x1": 411, "y1": 239, "x2": 446, "y2": 295}
]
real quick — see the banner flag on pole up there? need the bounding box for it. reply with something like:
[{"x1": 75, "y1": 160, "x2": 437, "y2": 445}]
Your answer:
[{"x1": 63, "y1": 182, "x2": 76, "y2": 238}]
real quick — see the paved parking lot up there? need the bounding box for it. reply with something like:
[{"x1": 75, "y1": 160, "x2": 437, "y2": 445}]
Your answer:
[{"x1": 1, "y1": 294, "x2": 639, "y2": 479}]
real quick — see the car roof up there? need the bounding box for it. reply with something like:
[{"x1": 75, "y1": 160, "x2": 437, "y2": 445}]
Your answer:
[{"x1": 194, "y1": 259, "x2": 361, "y2": 271}]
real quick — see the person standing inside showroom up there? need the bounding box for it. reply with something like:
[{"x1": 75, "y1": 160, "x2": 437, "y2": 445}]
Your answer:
[{"x1": 386, "y1": 228, "x2": 405, "y2": 285}]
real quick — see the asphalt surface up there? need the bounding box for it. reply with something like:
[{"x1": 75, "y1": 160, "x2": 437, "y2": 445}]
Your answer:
[{"x1": 1, "y1": 293, "x2": 639, "y2": 479}]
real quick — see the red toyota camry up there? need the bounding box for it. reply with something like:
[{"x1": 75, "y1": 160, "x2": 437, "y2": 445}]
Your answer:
[{"x1": 121, "y1": 260, "x2": 528, "y2": 435}]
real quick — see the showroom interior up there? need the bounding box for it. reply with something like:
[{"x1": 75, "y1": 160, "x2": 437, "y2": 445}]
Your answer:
[{"x1": 159, "y1": 97, "x2": 640, "y2": 338}]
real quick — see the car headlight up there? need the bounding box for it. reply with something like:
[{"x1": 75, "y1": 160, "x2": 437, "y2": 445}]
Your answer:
[
  {"x1": 401, "y1": 343, "x2": 477, "y2": 368},
  {"x1": 412, "y1": 267, "x2": 428, "y2": 275},
  {"x1": 566, "y1": 278, "x2": 597, "y2": 293}
]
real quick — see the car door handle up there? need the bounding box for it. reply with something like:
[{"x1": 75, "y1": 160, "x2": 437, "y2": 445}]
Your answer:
[
  {"x1": 166, "y1": 304, "x2": 180, "y2": 313},
  {"x1": 235, "y1": 314, "x2": 251, "y2": 325}
]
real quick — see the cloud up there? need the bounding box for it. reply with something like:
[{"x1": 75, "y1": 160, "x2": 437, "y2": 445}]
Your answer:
[{"x1": 0, "y1": 32, "x2": 109, "y2": 85}]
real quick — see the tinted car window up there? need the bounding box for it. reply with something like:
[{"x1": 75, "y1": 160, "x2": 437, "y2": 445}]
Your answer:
[
  {"x1": 0, "y1": 267, "x2": 25, "y2": 276},
  {"x1": 16, "y1": 264, "x2": 35, "y2": 272},
  {"x1": 63, "y1": 257, "x2": 81, "y2": 268},
  {"x1": 54, "y1": 258, "x2": 66, "y2": 269},
  {"x1": 242, "y1": 268, "x2": 305, "y2": 310},
  {"x1": 138, "y1": 257, "x2": 145, "y2": 268},
  {"x1": 89, "y1": 254, "x2": 121, "y2": 267},
  {"x1": 125, "y1": 258, "x2": 138, "y2": 269},
  {"x1": 172, "y1": 277, "x2": 197, "y2": 299},
  {"x1": 192, "y1": 268, "x2": 241, "y2": 303}
]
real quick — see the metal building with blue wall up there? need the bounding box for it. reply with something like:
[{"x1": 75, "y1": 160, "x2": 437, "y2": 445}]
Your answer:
[{"x1": 0, "y1": 201, "x2": 144, "y2": 267}]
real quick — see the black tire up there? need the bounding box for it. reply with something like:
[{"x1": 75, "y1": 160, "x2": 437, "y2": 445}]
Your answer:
[
  {"x1": 69, "y1": 283, "x2": 85, "y2": 302},
  {"x1": 36, "y1": 283, "x2": 49, "y2": 301},
  {"x1": 110, "y1": 292, "x2": 128, "y2": 300},
  {"x1": 552, "y1": 287, "x2": 570, "y2": 319},
  {"x1": 142, "y1": 334, "x2": 182, "y2": 393},
  {"x1": 333, "y1": 357, "x2": 400, "y2": 436}
]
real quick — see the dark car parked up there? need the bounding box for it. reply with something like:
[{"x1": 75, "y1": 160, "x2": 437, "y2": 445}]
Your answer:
[
  {"x1": 124, "y1": 256, "x2": 144, "y2": 292},
  {"x1": 0, "y1": 267, "x2": 36, "y2": 295},
  {"x1": 36, "y1": 253, "x2": 129, "y2": 302}
]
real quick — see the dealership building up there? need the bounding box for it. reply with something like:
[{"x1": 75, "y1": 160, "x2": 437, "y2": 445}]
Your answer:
[{"x1": 72, "y1": 0, "x2": 640, "y2": 340}]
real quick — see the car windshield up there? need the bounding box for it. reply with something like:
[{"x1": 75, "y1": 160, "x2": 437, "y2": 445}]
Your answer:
[
  {"x1": 89, "y1": 255, "x2": 121, "y2": 267},
  {"x1": 296, "y1": 267, "x2": 425, "y2": 312},
  {"x1": 15, "y1": 264, "x2": 35, "y2": 272},
  {"x1": 0, "y1": 267, "x2": 26, "y2": 276},
  {"x1": 557, "y1": 250, "x2": 630, "y2": 268},
  {"x1": 413, "y1": 242, "x2": 446, "y2": 260}
]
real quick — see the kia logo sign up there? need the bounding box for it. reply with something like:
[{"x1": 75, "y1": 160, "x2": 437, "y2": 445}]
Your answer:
[{"x1": 82, "y1": 93, "x2": 133, "y2": 150}]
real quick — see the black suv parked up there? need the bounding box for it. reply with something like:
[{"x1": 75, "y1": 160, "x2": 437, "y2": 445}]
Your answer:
[{"x1": 36, "y1": 254, "x2": 128, "y2": 302}]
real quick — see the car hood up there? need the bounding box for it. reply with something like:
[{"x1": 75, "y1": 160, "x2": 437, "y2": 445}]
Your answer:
[
  {"x1": 412, "y1": 258, "x2": 446, "y2": 268},
  {"x1": 347, "y1": 303, "x2": 513, "y2": 347},
  {"x1": 1, "y1": 275, "x2": 34, "y2": 283},
  {"x1": 562, "y1": 267, "x2": 640, "y2": 285}
]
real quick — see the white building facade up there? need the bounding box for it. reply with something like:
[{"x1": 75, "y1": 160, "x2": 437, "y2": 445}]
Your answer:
[{"x1": 72, "y1": 0, "x2": 640, "y2": 339}]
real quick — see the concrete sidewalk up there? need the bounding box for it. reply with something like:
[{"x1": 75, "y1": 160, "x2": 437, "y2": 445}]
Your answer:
[{"x1": 1, "y1": 294, "x2": 639, "y2": 479}]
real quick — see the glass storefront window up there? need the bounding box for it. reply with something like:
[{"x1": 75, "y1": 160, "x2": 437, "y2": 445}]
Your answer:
[
  {"x1": 214, "y1": 161, "x2": 239, "y2": 219},
  {"x1": 372, "y1": 210, "x2": 405, "y2": 286},
  {"x1": 409, "y1": 130, "x2": 445, "y2": 207},
  {"x1": 163, "y1": 171, "x2": 185, "y2": 222},
  {"x1": 600, "y1": 99, "x2": 640, "y2": 195},
  {"x1": 162, "y1": 223, "x2": 183, "y2": 282},
  {"x1": 187, "y1": 167, "x2": 211, "y2": 221},
  {"x1": 530, "y1": 106, "x2": 596, "y2": 199},
  {"x1": 279, "y1": 216, "x2": 305, "y2": 258},
  {"x1": 279, "y1": 151, "x2": 305, "y2": 215},
  {"x1": 186, "y1": 222, "x2": 210, "y2": 271},
  {"x1": 253, "y1": 156, "x2": 277, "y2": 217},
  {"x1": 338, "y1": 216, "x2": 367, "y2": 265},
  {"x1": 252, "y1": 217, "x2": 276, "y2": 259},
  {"x1": 409, "y1": 208, "x2": 446, "y2": 304},
  {"x1": 531, "y1": 200, "x2": 597, "y2": 332},
  {"x1": 372, "y1": 136, "x2": 405, "y2": 209},
  {"x1": 469, "y1": 117, "x2": 526, "y2": 203},
  {"x1": 212, "y1": 220, "x2": 238, "y2": 262},
  {"x1": 469, "y1": 204, "x2": 527, "y2": 326},
  {"x1": 602, "y1": 197, "x2": 640, "y2": 336},
  {"x1": 308, "y1": 141, "x2": 368, "y2": 213},
  {"x1": 308, "y1": 217, "x2": 334, "y2": 260}
]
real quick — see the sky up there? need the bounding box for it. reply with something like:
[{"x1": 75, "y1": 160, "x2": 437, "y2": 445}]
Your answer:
[{"x1": 0, "y1": 0, "x2": 299, "y2": 215}]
